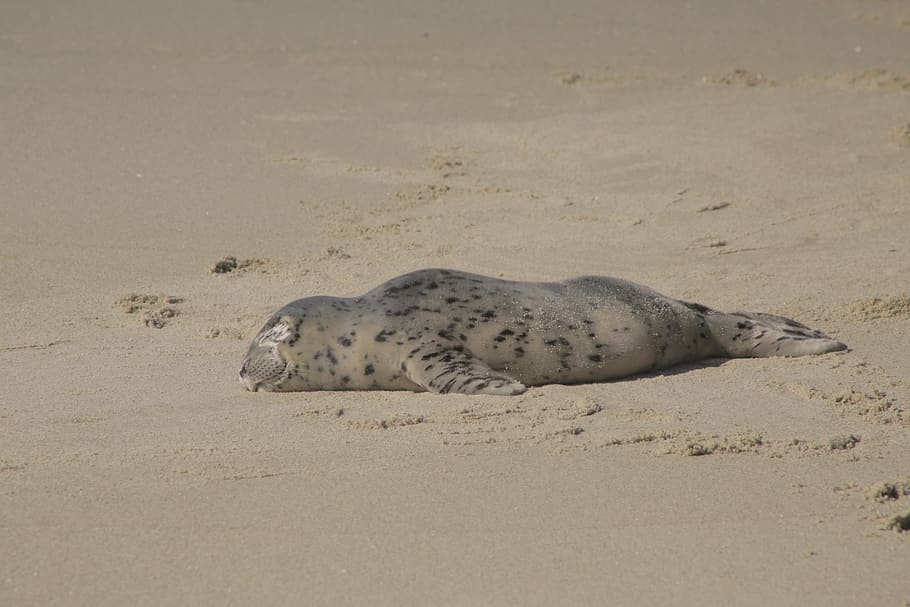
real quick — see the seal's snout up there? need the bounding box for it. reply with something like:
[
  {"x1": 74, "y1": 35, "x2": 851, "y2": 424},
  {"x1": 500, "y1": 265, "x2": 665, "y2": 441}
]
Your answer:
[
  {"x1": 239, "y1": 320, "x2": 294, "y2": 392},
  {"x1": 239, "y1": 348, "x2": 284, "y2": 391},
  {"x1": 238, "y1": 359, "x2": 259, "y2": 392}
]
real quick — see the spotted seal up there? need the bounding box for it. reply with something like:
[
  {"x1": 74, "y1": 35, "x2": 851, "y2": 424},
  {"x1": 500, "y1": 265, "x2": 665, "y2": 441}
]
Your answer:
[{"x1": 239, "y1": 268, "x2": 846, "y2": 395}]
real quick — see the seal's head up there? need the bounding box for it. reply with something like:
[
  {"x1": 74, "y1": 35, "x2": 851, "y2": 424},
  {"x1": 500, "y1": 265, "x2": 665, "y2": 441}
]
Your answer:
[{"x1": 239, "y1": 319, "x2": 293, "y2": 391}]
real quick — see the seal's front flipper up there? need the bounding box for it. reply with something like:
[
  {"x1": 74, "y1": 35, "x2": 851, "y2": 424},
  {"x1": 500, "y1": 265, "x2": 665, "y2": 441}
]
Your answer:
[
  {"x1": 707, "y1": 311, "x2": 848, "y2": 358},
  {"x1": 403, "y1": 342, "x2": 527, "y2": 395}
]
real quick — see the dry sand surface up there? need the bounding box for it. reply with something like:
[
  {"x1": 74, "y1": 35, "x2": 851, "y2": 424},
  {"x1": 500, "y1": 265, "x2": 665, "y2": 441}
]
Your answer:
[{"x1": 3, "y1": 0, "x2": 910, "y2": 604}]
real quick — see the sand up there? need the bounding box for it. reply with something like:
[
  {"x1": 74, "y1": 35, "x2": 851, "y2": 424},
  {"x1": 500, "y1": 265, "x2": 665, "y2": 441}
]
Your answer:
[{"x1": 2, "y1": 0, "x2": 910, "y2": 604}]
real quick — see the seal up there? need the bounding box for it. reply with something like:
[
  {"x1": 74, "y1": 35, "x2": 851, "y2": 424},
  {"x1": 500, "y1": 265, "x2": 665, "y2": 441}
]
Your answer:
[{"x1": 239, "y1": 268, "x2": 847, "y2": 395}]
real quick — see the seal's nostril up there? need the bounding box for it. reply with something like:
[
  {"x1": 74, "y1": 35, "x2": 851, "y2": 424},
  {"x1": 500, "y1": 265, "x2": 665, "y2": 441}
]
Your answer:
[{"x1": 239, "y1": 374, "x2": 259, "y2": 392}]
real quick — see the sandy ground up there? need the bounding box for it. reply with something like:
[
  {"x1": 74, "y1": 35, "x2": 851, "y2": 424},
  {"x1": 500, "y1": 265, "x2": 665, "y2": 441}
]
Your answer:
[{"x1": 3, "y1": 0, "x2": 910, "y2": 604}]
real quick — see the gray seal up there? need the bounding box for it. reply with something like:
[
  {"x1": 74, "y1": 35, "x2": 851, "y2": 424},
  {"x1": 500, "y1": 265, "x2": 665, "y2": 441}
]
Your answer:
[{"x1": 239, "y1": 269, "x2": 846, "y2": 395}]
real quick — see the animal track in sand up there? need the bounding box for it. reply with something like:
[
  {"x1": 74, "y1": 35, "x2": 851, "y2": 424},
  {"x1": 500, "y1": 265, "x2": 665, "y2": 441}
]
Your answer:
[
  {"x1": 428, "y1": 147, "x2": 470, "y2": 179},
  {"x1": 889, "y1": 123, "x2": 910, "y2": 149},
  {"x1": 114, "y1": 293, "x2": 184, "y2": 329},
  {"x1": 554, "y1": 67, "x2": 637, "y2": 86},
  {"x1": 780, "y1": 384, "x2": 907, "y2": 426},
  {"x1": 837, "y1": 479, "x2": 910, "y2": 534},
  {"x1": 707, "y1": 68, "x2": 776, "y2": 87},
  {"x1": 825, "y1": 69, "x2": 910, "y2": 91},
  {"x1": 344, "y1": 414, "x2": 426, "y2": 431},
  {"x1": 796, "y1": 295, "x2": 910, "y2": 323}
]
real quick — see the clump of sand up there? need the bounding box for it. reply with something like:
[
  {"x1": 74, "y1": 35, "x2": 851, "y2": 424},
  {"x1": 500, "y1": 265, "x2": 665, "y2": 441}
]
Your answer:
[{"x1": 209, "y1": 256, "x2": 270, "y2": 274}]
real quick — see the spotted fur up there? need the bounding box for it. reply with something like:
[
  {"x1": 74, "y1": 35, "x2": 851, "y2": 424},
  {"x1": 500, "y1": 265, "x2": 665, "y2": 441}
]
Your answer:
[{"x1": 239, "y1": 269, "x2": 847, "y2": 395}]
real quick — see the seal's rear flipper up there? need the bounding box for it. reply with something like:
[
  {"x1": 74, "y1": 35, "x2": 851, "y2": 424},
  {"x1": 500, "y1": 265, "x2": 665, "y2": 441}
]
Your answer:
[
  {"x1": 403, "y1": 341, "x2": 527, "y2": 395},
  {"x1": 706, "y1": 311, "x2": 848, "y2": 358}
]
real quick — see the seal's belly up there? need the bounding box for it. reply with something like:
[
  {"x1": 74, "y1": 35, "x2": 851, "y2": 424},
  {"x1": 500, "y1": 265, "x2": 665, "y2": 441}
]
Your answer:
[{"x1": 462, "y1": 301, "x2": 661, "y2": 385}]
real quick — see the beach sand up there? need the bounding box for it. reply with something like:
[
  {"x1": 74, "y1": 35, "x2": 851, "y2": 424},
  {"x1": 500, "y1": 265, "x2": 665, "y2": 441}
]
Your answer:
[{"x1": 2, "y1": 1, "x2": 909, "y2": 604}]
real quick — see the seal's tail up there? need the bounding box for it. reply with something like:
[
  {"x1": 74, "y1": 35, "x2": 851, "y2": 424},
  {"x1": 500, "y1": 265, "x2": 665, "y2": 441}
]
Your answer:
[{"x1": 700, "y1": 308, "x2": 848, "y2": 358}]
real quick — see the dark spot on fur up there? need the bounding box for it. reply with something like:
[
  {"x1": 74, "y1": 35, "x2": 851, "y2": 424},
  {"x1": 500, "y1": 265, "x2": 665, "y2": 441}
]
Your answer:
[
  {"x1": 386, "y1": 279, "x2": 424, "y2": 295},
  {"x1": 364, "y1": 364, "x2": 375, "y2": 375},
  {"x1": 588, "y1": 354, "x2": 603, "y2": 363},
  {"x1": 337, "y1": 336, "x2": 352, "y2": 347},
  {"x1": 374, "y1": 329, "x2": 396, "y2": 342},
  {"x1": 683, "y1": 301, "x2": 712, "y2": 315},
  {"x1": 441, "y1": 377, "x2": 459, "y2": 393},
  {"x1": 326, "y1": 348, "x2": 338, "y2": 365}
]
